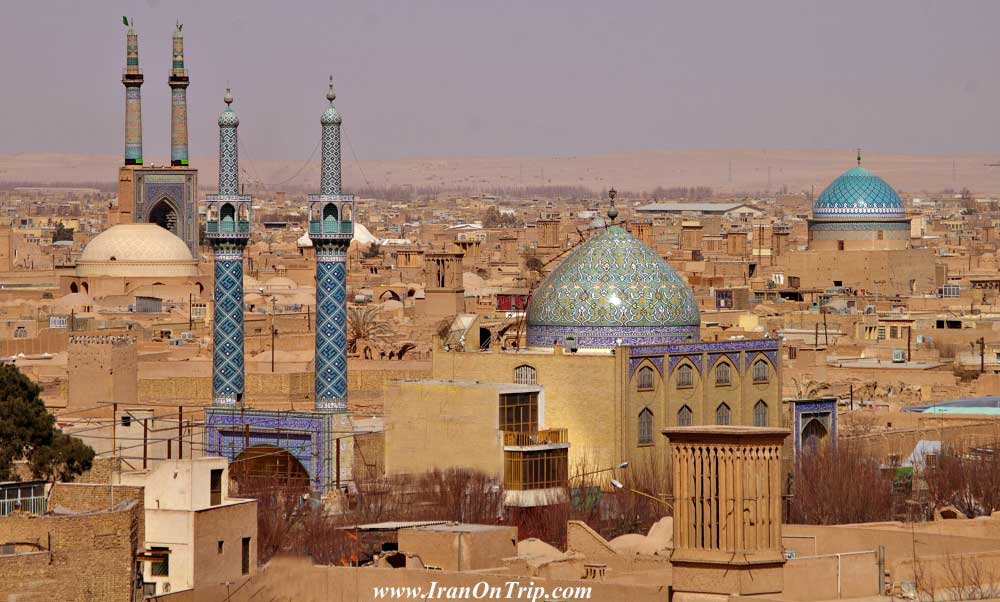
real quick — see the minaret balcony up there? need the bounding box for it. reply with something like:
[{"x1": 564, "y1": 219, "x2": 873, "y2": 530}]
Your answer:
[
  {"x1": 308, "y1": 220, "x2": 353, "y2": 237},
  {"x1": 204, "y1": 195, "x2": 252, "y2": 240},
  {"x1": 307, "y1": 194, "x2": 354, "y2": 240},
  {"x1": 206, "y1": 220, "x2": 250, "y2": 235}
]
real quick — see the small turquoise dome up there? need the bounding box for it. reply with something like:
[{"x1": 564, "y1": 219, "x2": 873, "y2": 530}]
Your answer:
[
  {"x1": 526, "y1": 225, "x2": 700, "y2": 348},
  {"x1": 813, "y1": 166, "x2": 905, "y2": 220}
]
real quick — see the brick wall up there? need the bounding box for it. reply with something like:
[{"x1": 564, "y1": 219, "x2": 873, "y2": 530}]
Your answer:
[
  {"x1": 137, "y1": 365, "x2": 432, "y2": 403},
  {"x1": 0, "y1": 504, "x2": 141, "y2": 602},
  {"x1": 74, "y1": 455, "x2": 122, "y2": 484},
  {"x1": 49, "y1": 482, "x2": 145, "y2": 546}
]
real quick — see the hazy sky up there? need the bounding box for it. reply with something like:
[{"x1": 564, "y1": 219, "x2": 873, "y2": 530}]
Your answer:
[{"x1": 4, "y1": 0, "x2": 1000, "y2": 162}]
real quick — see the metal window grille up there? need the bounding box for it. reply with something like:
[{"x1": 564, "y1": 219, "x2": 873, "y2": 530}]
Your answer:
[
  {"x1": 716, "y1": 403, "x2": 731, "y2": 426},
  {"x1": 753, "y1": 360, "x2": 769, "y2": 383},
  {"x1": 637, "y1": 366, "x2": 654, "y2": 390},
  {"x1": 753, "y1": 400, "x2": 768, "y2": 427},
  {"x1": 638, "y1": 408, "x2": 654, "y2": 445},
  {"x1": 716, "y1": 362, "x2": 731, "y2": 386},
  {"x1": 513, "y1": 365, "x2": 536, "y2": 385},
  {"x1": 499, "y1": 392, "x2": 538, "y2": 433},
  {"x1": 677, "y1": 365, "x2": 693, "y2": 388}
]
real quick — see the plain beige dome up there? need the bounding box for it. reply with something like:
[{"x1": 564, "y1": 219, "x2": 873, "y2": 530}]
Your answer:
[{"x1": 76, "y1": 224, "x2": 198, "y2": 278}]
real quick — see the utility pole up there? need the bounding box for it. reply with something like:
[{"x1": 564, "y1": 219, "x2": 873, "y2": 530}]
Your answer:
[
  {"x1": 112, "y1": 402, "x2": 118, "y2": 460},
  {"x1": 177, "y1": 406, "x2": 184, "y2": 460},
  {"x1": 188, "y1": 292, "x2": 193, "y2": 331},
  {"x1": 271, "y1": 296, "x2": 277, "y2": 372},
  {"x1": 271, "y1": 326, "x2": 278, "y2": 373}
]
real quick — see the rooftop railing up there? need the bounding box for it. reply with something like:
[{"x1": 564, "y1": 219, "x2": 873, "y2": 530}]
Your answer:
[{"x1": 503, "y1": 428, "x2": 568, "y2": 447}]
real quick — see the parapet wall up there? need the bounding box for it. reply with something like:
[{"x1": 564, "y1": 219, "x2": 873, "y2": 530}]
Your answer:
[{"x1": 0, "y1": 504, "x2": 141, "y2": 602}]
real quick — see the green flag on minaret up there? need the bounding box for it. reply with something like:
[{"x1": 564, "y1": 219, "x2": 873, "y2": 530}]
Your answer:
[{"x1": 123, "y1": 16, "x2": 129, "y2": 26}]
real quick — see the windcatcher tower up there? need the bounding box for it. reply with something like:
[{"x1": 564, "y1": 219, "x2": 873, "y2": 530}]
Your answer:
[
  {"x1": 309, "y1": 77, "x2": 354, "y2": 412},
  {"x1": 205, "y1": 89, "x2": 251, "y2": 407},
  {"x1": 169, "y1": 22, "x2": 190, "y2": 166},
  {"x1": 122, "y1": 17, "x2": 143, "y2": 165},
  {"x1": 664, "y1": 426, "x2": 790, "y2": 598}
]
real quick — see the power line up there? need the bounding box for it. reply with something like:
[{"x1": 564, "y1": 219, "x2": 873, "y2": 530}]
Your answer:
[
  {"x1": 268, "y1": 135, "x2": 322, "y2": 188},
  {"x1": 342, "y1": 124, "x2": 371, "y2": 189}
]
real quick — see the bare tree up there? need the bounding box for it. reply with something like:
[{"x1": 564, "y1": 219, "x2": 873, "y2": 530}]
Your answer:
[
  {"x1": 789, "y1": 442, "x2": 894, "y2": 525},
  {"x1": 925, "y1": 445, "x2": 1000, "y2": 518},
  {"x1": 232, "y1": 474, "x2": 309, "y2": 564}
]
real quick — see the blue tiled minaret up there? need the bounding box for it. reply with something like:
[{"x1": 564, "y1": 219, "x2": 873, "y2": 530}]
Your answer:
[
  {"x1": 169, "y1": 23, "x2": 190, "y2": 166},
  {"x1": 122, "y1": 18, "x2": 143, "y2": 165},
  {"x1": 205, "y1": 89, "x2": 251, "y2": 407},
  {"x1": 309, "y1": 77, "x2": 354, "y2": 412}
]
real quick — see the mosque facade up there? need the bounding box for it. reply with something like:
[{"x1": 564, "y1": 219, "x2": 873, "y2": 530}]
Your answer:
[
  {"x1": 432, "y1": 200, "x2": 782, "y2": 469},
  {"x1": 110, "y1": 21, "x2": 199, "y2": 257}
]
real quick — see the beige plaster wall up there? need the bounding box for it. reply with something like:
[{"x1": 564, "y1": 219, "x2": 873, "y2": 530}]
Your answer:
[
  {"x1": 383, "y1": 380, "x2": 505, "y2": 477},
  {"x1": 397, "y1": 526, "x2": 517, "y2": 571}
]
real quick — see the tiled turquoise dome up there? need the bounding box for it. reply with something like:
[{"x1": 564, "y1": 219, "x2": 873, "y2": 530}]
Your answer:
[
  {"x1": 813, "y1": 166, "x2": 905, "y2": 220},
  {"x1": 526, "y1": 225, "x2": 700, "y2": 348}
]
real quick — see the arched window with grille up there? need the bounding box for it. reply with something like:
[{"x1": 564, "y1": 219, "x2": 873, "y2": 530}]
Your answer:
[
  {"x1": 513, "y1": 364, "x2": 536, "y2": 385},
  {"x1": 677, "y1": 405, "x2": 693, "y2": 427},
  {"x1": 715, "y1": 403, "x2": 731, "y2": 425},
  {"x1": 676, "y1": 364, "x2": 693, "y2": 388},
  {"x1": 753, "y1": 400, "x2": 768, "y2": 427},
  {"x1": 638, "y1": 408, "x2": 654, "y2": 445},
  {"x1": 753, "y1": 359, "x2": 770, "y2": 384},
  {"x1": 637, "y1": 366, "x2": 654, "y2": 391},
  {"x1": 715, "y1": 362, "x2": 732, "y2": 386}
]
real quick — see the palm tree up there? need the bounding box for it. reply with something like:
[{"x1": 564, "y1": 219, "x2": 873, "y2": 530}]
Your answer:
[{"x1": 347, "y1": 306, "x2": 394, "y2": 353}]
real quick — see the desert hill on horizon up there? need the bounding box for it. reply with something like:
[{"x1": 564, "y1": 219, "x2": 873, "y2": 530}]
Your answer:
[{"x1": 3, "y1": 148, "x2": 1000, "y2": 197}]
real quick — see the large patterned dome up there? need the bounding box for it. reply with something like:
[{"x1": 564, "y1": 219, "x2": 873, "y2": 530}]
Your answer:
[
  {"x1": 526, "y1": 225, "x2": 700, "y2": 348},
  {"x1": 813, "y1": 166, "x2": 905, "y2": 220}
]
